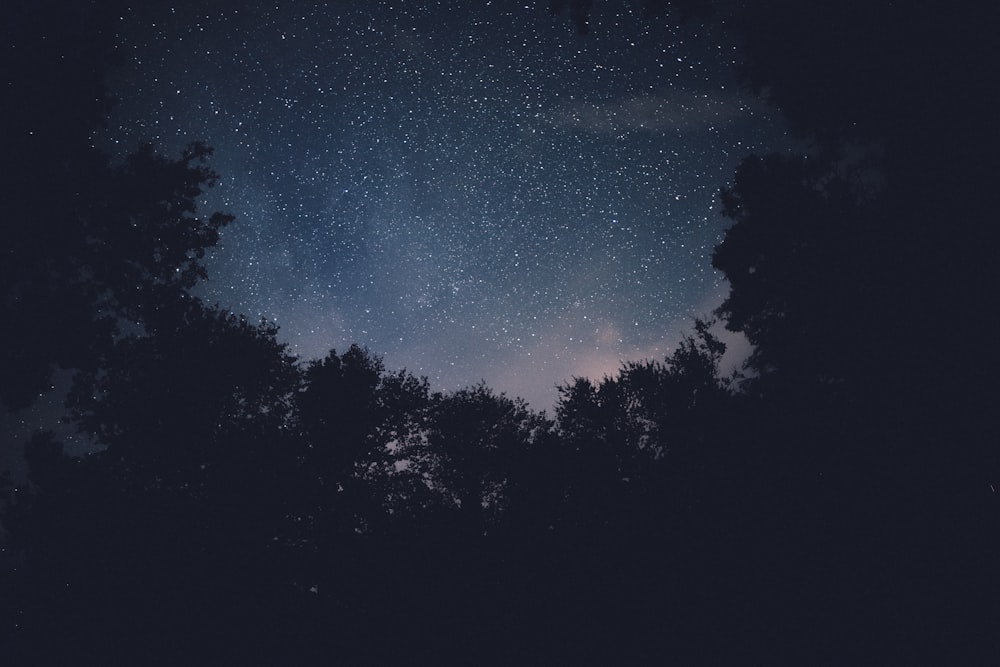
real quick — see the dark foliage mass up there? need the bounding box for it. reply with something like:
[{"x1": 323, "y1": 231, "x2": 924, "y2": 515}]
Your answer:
[
  {"x1": 1, "y1": 0, "x2": 232, "y2": 410},
  {"x1": 3, "y1": 0, "x2": 998, "y2": 664}
]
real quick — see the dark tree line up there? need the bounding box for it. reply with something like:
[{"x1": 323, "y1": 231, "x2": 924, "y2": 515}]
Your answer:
[{"x1": 3, "y1": 0, "x2": 999, "y2": 663}]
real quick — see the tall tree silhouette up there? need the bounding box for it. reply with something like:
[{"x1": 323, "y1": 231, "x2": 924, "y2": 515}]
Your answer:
[
  {"x1": 292, "y1": 346, "x2": 432, "y2": 597},
  {"x1": 4, "y1": 5, "x2": 244, "y2": 655},
  {"x1": 1, "y1": 1, "x2": 232, "y2": 411},
  {"x1": 712, "y1": 152, "x2": 879, "y2": 395},
  {"x1": 709, "y1": 2, "x2": 1000, "y2": 659},
  {"x1": 297, "y1": 345, "x2": 409, "y2": 501}
]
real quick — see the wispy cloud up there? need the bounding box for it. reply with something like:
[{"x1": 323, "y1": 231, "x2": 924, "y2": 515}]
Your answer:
[{"x1": 545, "y1": 89, "x2": 768, "y2": 134}]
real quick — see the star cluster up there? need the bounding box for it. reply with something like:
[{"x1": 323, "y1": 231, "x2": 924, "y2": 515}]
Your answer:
[{"x1": 102, "y1": 0, "x2": 786, "y2": 409}]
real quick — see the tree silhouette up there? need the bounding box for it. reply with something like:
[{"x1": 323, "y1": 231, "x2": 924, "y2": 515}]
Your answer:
[
  {"x1": 292, "y1": 346, "x2": 433, "y2": 608},
  {"x1": 1, "y1": 1, "x2": 232, "y2": 411},
  {"x1": 298, "y1": 345, "x2": 402, "y2": 497},
  {"x1": 707, "y1": 2, "x2": 1000, "y2": 658},
  {"x1": 3, "y1": 4, "x2": 249, "y2": 657},
  {"x1": 1, "y1": 138, "x2": 233, "y2": 412},
  {"x1": 712, "y1": 152, "x2": 880, "y2": 395},
  {"x1": 406, "y1": 383, "x2": 548, "y2": 536}
]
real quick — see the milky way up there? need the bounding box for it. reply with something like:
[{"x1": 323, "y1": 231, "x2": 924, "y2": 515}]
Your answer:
[{"x1": 101, "y1": 1, "x2": 787, "y2": 410}]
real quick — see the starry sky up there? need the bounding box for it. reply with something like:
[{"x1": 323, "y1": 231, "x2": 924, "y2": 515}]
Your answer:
[{"x1": 99, "y1": 0, "x2": 788, "y2": 410}]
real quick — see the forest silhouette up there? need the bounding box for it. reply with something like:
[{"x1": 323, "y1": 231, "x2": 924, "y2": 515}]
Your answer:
[{"x1": 3, "y1": 0, "x2": 998, "y2": 664}]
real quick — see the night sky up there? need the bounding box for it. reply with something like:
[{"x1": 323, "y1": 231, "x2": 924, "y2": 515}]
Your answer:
[{"x1": 99, "y1": 0, "x2": 789, "y2": 410}]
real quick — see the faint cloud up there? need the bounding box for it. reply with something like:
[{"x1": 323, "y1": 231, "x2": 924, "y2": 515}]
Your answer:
[{"x1": 545, "y1": 89, "x2": 768, "y2": 134}]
